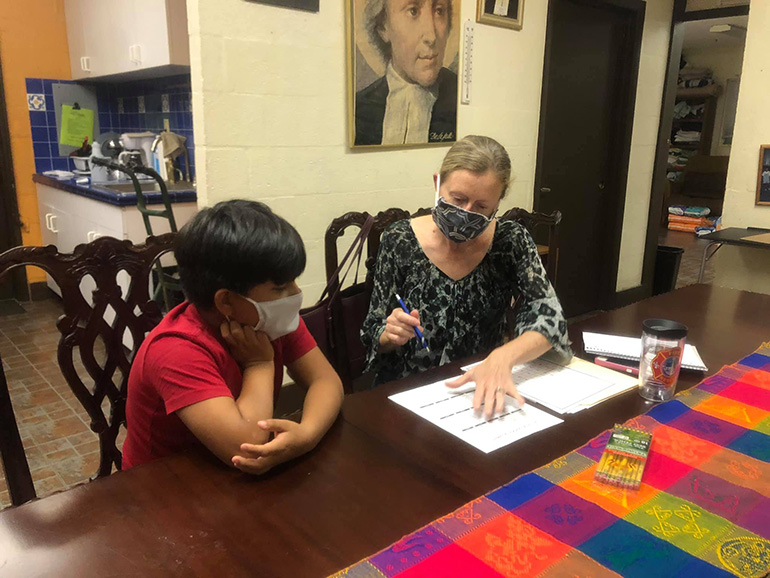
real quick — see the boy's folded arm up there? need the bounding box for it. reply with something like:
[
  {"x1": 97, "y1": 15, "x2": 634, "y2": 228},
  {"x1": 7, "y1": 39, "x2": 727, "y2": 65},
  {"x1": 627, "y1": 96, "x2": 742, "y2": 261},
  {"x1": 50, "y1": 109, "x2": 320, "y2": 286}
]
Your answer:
[
  {"x1": 286, "y1": 347, "x2": 344, "y2": 443},
  {"x1": 176, "y1": 362, "x2": 275, "y2": 467}
]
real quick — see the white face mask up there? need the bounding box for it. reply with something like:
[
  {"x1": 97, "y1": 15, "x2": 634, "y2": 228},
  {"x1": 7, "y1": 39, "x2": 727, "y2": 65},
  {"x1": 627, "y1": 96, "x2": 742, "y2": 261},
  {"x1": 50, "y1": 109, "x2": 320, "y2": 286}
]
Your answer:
[{"x1": 241, "y1": 291, "x2": 303, "y2": 341}]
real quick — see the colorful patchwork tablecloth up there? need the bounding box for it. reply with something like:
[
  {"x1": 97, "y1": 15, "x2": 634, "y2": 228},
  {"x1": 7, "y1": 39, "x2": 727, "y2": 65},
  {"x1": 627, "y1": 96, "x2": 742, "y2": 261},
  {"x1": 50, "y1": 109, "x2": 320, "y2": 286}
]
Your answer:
[{"x1": 332, "y1": 345, "x2": 770, "y2": 578}]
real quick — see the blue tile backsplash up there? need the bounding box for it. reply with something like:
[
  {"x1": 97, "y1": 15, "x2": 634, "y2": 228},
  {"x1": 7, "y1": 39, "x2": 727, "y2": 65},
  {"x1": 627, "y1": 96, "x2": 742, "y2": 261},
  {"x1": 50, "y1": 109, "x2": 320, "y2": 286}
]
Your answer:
[{"x1": 27, "y1": 75, "x2": 195, "y2": 179}]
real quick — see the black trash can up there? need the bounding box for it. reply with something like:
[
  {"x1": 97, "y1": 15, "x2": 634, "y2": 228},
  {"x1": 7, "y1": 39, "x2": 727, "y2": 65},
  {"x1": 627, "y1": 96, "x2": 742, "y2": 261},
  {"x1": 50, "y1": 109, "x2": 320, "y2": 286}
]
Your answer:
[{"x1": 652, "y1": 245, "x2": 684, "y2": 295}]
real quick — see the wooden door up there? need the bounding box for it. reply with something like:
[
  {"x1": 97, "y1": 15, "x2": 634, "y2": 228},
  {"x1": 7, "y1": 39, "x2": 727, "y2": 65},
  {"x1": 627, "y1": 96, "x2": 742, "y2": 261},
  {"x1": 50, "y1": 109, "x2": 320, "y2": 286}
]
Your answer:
[
  {"x1": 535, "y1": 0, "x2": 644, "y2": 317},
  {"x1": 0, "y1": 54, "x2": 26, "y2": 300}
]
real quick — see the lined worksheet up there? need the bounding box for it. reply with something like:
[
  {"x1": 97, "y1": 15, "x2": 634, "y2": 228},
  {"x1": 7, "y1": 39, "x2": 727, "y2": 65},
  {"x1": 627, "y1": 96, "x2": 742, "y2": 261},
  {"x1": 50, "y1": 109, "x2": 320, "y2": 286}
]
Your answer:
[
  {"x1": 389, "y1": 380, "x2": 563, "y2": 453},
  {"x1": 462, "y1": 355, "x2": 638, "y2": 414}
]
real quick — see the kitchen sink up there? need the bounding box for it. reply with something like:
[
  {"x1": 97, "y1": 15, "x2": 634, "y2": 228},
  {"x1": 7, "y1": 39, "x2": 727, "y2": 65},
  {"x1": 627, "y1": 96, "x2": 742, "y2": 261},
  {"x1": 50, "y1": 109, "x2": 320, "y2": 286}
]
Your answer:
[{"x1": 100, "y1": 181, "x2": 195, "y2": 193}]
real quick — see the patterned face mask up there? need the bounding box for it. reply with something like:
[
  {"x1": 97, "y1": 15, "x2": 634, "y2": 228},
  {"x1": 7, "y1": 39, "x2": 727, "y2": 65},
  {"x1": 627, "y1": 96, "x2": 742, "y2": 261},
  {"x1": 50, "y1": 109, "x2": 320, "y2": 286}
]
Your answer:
[{"x1": 432, "y1": 196, "x2": 496, "y2": 243}]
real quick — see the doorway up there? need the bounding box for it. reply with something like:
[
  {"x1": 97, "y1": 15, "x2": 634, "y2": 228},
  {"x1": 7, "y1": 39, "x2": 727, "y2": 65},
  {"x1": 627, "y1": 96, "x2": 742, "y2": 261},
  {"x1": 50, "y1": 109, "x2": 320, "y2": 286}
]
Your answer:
[
  {"x1": 0, "y1": 53, "x2": 27, "y2": 301},
  {"x1": 534, "y1": 0, "x2": 645, "y2": 318},
  {"x1": 656, "y1": 9, "x2": 748, "y2": 288}
]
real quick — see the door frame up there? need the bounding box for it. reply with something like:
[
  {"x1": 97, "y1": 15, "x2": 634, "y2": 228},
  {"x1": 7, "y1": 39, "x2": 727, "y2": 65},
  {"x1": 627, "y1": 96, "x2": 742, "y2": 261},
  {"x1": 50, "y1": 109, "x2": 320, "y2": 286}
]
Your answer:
[
  {"x1": 0, "y1": 50, "x2": 28, "y2": 301},
  {"x1": 534, "y1": 0, "x2": 646, "y2": 313},
  {"x1": 635, "y1": 1, "x2": 750, "y2": 302}
]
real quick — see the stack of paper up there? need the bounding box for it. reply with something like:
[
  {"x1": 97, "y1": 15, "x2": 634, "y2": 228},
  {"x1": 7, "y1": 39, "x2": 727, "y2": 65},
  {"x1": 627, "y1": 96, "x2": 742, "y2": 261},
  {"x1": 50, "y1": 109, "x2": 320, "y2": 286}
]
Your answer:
[
  {"x1": 389, "y1": 379, "x2": 563, "y2": 453},
  {"x1": 462, "y1": 355, "x2": 639, "y2": 415},
  {"x1": 583, "y1": 331, "x2": 708, "y2": 371}
]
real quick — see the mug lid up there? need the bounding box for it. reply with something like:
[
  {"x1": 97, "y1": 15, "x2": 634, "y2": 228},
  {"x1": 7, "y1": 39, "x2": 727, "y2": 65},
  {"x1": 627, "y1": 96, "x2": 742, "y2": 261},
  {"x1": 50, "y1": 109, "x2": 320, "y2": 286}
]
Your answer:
[{"x1": 643, "y1": 318, "x2": 688, "y2": 339}]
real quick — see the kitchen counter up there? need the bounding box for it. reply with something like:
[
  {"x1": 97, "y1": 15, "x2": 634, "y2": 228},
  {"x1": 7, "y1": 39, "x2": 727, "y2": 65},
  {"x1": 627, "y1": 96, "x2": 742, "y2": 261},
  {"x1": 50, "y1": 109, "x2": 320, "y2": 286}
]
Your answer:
[{"x1": 33, "y1": 173, "x2": 197, "y2": 207}]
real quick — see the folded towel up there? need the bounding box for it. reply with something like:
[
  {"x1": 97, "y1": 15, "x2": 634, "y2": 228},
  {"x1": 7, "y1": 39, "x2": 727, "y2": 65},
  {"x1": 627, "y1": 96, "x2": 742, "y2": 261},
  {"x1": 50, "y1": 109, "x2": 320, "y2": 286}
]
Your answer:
[{"x1": 42, "y1": 170, "x2": 75, "y2": 180}]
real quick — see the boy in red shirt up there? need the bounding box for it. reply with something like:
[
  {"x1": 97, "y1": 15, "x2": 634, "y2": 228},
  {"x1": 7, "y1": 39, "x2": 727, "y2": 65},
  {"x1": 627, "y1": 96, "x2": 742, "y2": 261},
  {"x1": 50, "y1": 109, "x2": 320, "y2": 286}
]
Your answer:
[{"x1": 123, "y1": 200, "x2": 343, "y2": 474}]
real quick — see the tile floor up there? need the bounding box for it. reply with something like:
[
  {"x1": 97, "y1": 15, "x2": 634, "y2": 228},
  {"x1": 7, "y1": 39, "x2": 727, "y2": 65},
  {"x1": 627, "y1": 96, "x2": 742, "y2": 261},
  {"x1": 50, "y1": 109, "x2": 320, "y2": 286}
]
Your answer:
[
  {"x1": 0, "y1": 232, "x2": 715, "y2": 509},
  {"x1": 0, "y1": 298, "x2": 107, "y2": 509},
  {"x1": 658, "y1": 228, "x2": 716, "y2": 288}
]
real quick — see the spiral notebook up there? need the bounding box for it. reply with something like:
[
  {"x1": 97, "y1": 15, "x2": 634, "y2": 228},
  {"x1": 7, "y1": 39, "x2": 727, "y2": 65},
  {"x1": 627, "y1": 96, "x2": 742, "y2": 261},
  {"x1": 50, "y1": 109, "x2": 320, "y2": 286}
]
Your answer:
[{"x1": 583, "y1": 331, "x2": 708, "y2": 372}]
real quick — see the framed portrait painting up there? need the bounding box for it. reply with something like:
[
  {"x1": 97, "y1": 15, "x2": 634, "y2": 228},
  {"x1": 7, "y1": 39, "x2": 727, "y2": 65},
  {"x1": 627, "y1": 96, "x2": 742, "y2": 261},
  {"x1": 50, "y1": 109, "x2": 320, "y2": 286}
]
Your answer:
[
  {"x1": 347, "y1": 0, "x2": 461, "y2": 148},
  {"x1": 477, "y1": 0, "x2": 523, "y2": 30},
  {"x1": 758, "y1": 145, "x2": 770, "y2": 206}
]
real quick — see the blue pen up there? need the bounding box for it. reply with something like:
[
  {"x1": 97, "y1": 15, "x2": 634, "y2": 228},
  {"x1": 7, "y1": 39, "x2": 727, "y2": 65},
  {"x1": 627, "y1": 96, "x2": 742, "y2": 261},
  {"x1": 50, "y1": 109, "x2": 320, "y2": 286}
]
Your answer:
[{"x1": 395, "y1": 294, "x2": 430, "y2": 352}]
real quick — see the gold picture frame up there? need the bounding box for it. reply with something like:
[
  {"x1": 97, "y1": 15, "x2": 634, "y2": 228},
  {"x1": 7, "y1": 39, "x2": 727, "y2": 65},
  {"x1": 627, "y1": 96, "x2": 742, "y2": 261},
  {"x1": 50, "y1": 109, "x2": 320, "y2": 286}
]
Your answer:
[
  {"x1": 476, "y1": 0, "x2": 523, "y2": 30},
  {"x1": 757, "y1": 144, "x2": 770, "y2": 206},
  {"x1": 346, "y1": 0, "x2": 461, "y2": 149}
]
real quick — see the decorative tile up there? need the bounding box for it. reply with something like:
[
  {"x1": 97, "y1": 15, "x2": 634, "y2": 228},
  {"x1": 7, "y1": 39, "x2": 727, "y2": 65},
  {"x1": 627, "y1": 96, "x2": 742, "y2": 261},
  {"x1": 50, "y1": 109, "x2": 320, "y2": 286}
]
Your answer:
[
  {"x1": 26, "y1": 78, "x2": 43, "y2": 93},
  {"x1": 117, "y1": 97, "x2": 124, "y2": 114},
  {"x1": 27, "y1": 93, "x2": 46, "y2": 111},
  {"x1": 137, "y1": 95, "x2": 145, "y2": 113},
  {"x1": 161, "y1": 93, "x2": 170, "y2": 112}
]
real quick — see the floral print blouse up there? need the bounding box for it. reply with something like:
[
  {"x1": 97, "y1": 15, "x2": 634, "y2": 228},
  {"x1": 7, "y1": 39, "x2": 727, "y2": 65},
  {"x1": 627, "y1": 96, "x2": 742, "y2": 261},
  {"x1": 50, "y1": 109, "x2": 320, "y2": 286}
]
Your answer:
[{"x1": 361, "y1": 219, "x2": 571, "y2": 386}]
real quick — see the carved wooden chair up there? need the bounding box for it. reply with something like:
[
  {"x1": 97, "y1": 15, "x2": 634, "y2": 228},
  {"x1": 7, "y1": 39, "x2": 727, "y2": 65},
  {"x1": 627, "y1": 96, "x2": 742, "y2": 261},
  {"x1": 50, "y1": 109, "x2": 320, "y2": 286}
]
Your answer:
[
  {"x1": 320, "y1": 211, "x2": 376, "y2": 391},
  {"x1": 0, "y1": 234, "x2": 175, "y2": 505},
  {"x1": 500, "y1": 207, "x2": 562, "y2": 283},
  {"x1": 319, "y1": 207, "x2": 432, "y2": 390},
  {"x1": 0, "y1": 355, "x2": 34, "y2": 506}
]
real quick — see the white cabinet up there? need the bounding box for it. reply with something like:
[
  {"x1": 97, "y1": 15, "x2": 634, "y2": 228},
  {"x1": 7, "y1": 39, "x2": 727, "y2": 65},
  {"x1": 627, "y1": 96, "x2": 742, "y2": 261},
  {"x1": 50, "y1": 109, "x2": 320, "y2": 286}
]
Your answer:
[
  {"x1": 36, "y1": 183, "x2": 197, "y2": 296},
  {"x1": 65, "y1": 0, "x2": 190, "y2": 80}
]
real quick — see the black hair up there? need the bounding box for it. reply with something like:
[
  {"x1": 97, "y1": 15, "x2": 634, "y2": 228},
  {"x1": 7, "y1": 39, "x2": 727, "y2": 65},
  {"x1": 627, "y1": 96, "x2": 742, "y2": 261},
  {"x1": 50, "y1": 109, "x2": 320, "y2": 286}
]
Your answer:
[{"x1": 174, "y1": 199, "x2": 306, "y2": 308}]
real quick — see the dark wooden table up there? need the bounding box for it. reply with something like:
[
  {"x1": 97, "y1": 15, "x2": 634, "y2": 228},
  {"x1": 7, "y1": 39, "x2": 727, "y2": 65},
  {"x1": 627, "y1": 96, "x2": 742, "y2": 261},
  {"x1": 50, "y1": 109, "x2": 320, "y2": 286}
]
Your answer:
[
  {"x1": 698, "y1": 226, "x2": 770, "y2": 281},
  {"x1": 1, "y1": 284, "x2": 768, "y2": 577}
]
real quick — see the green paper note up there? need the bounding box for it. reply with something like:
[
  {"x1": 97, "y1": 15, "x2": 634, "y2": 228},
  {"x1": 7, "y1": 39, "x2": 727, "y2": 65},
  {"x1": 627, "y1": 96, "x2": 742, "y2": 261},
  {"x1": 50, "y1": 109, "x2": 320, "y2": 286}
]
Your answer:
[{"x1": 59, "y1": 104, "x2": 94, "y2": 147}]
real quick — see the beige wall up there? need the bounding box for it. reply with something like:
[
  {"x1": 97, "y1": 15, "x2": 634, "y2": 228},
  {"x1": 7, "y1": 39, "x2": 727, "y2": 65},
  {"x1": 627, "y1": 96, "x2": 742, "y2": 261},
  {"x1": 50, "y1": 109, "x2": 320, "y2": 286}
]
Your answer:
[
  {"x1": 188, "y1": 0, "x2": 672, "y2": 300},
  {"x1": 682, "y1": 45, "x2": 744, "y2": 157},
  {"x1": 713, "y1": 0, "x2": 770, "y2": 294},
  {"x1": 617, "y1": 0, "x2": 675, "y2": 292}
]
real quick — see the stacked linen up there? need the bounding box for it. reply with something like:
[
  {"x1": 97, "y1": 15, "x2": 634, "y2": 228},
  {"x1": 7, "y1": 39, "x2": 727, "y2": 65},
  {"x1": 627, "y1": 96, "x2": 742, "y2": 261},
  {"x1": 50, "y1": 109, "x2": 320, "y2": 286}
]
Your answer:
[
  {"x1": 667, "y1": 214, "x2": 720, "y2": 234},
  {"x1": 666, "y1": 148, "x2": 697, "y2": 182},
  {"x1": 674, "y1": 130, "x2": 701, "y2": 144},
  {"x1": 668, "y1": 205, "x2": 710, "y2": 217}
]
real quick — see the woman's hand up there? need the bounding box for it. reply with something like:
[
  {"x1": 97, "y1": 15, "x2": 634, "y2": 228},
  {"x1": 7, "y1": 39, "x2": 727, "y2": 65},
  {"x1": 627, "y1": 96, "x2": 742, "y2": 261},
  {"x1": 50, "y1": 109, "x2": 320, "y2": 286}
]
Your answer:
[
  {"x1": 379, "y1": 308, "x2": 422, "y2": 351},
  {"x1": 445, "y1": 348, "x2": 525, "y2": 419},
  {"x1": 231, "y1": 419, "x2": 317, "y2": 475},
  {"x1": 221, "y1": 320, "x2": 274, "y2": 369}
]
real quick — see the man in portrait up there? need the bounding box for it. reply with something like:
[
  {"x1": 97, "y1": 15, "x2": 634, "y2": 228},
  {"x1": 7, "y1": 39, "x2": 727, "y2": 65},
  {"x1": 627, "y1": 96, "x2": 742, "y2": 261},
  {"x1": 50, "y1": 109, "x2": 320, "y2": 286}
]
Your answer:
[{"x1": 355, "y1": 0, "x2": 457, "y2": 146}]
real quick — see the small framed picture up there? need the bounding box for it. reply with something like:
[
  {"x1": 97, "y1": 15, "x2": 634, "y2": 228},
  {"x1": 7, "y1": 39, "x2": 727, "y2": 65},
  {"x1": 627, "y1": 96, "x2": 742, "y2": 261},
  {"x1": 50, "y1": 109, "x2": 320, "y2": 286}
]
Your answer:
[
  {"x1": 757, "y1": 145, "x2": 770, "y2": 206},
  {"x1": 476, "y1": 0, "x2": 523, "y2": 30}
]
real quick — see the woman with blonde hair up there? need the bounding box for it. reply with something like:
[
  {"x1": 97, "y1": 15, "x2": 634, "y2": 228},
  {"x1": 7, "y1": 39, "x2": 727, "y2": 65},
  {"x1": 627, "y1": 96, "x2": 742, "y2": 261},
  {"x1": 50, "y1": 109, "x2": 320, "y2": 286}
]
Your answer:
[{"x1": 361, "y1": 135, "x2": 570, "y2": 416}]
